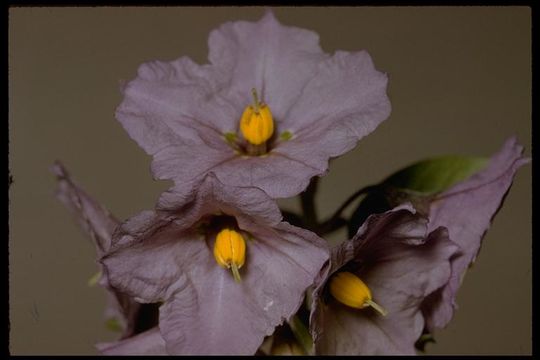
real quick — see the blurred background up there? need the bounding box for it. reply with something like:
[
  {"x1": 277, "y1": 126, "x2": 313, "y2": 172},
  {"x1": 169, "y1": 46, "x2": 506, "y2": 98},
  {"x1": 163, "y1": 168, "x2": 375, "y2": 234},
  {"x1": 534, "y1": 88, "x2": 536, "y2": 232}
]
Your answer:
[{"x1": 9, "y1": 6, "x2": 531, "y2": 355}]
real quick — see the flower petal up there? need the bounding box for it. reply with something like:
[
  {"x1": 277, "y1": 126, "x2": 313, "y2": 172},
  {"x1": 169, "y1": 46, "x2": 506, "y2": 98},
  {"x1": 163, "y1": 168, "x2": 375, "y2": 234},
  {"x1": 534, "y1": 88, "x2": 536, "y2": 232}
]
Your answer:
[
  {"x1": 423, "y1": 136, "x2": 530, "y2": 330},
  {"x1": 103, "y1": 218, "x2": 328, "y2": 354},
  {"x1": 275, "y1": 51, "x2": 390, "y2": 176},
  {"x1": 103, "y1": 175, "x2": 329, "y2": 354},
  {"x1": 208, "y1": 10, "x2": 328, "y2": 121},
  {"x1": 157, "y1": 222, "x2": 328, "y2": 355},
  {"x1": 117, "y1": 56, "x2": 239, "y2": 156},
  {"x1": 52, "y1": 161, "x2": 118, "y2": 256},
  {"x1": 310, "y1": 207, "x2": 459, "y2": 355},
  {"x1": 96, "y1": 327, "x2": 167, "y2": 355},
  {"x1": 149, "y1": 141, "x2": 236, "y2": 184},
  {"x1": 211, "y1": 153, "x2": 323, "y2": 200},
  {"x1": 116, "y1": 11, "x2": 389, "y2": 199},
  {"x1": 103, "y1": 215, "x2": 200, "y2": 303},
  {"x1": 156, "y1": 173, "x2": 283, "y2": 228},
  {"x1": 52, "y1": 161, "x2": 143, "y2": 338}
]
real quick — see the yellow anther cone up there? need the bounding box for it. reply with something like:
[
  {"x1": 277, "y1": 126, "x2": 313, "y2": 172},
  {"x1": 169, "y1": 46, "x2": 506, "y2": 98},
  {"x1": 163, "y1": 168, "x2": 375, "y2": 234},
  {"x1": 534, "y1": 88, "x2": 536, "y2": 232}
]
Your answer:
[
  {"x1": 329, "y1": 271, "x2": 387, "y2": 316},
  {"x1": 213, "y1": 228, "x2": 246, "y2": 283},
  {"x1": 240, "y1": 89, "x2": 274, "y2": 146}
]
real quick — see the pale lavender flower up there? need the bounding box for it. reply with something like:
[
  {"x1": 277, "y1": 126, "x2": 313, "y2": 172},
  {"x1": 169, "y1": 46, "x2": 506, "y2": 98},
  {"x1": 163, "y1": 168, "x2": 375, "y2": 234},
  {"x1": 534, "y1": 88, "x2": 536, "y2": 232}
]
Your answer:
[
  {"x1": 422, "y1": 136, "x2": 530, "y2": 331},
  {"x1": 309, "y1": 205, "x2": 459, "y2": 355},
  {"x1": 101, "y1": 174, "x2": 329, "y2": 355},
  {"x1": 52, "y1": 162, "x2": 166, "y2": 355},
  {"x1": 116, "y1": 10, "x2": 390, "y2": 198}
]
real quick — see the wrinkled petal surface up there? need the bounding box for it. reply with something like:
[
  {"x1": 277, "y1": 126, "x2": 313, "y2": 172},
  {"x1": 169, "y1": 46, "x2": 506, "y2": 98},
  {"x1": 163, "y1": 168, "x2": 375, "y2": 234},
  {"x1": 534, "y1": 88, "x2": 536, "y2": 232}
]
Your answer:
[
  {"x1": 310, "y1": 206, "x2": 459, "y2": 355},
  {"x1": 423, "y1": 136, "x2": 529, "y2": 330},
  {"x1": 52, "y1": 161, "x2": 118, "y2": 256},
  {"x1": 102, "y1": 174, "x2": 329, "y2": 355},
  {"x1": 116, "y1": 11, "x2": 390, "y2": 198},
  {"x1": 52, "y1": 161, "x2": 142, "y2": 338},
  {"x1": 96, "y1": 327, "x2": 167, "y2": 355}
]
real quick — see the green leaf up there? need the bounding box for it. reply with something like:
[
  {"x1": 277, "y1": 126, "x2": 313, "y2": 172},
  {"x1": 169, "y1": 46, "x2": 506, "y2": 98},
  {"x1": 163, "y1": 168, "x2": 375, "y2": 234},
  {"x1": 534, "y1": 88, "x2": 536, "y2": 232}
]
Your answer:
[
  {"x1": 383, "y1": 155, "x2": 488, "y2": 195},
  {"x1": 348, "y1": 155, "x2": 488, "y2": 237}
]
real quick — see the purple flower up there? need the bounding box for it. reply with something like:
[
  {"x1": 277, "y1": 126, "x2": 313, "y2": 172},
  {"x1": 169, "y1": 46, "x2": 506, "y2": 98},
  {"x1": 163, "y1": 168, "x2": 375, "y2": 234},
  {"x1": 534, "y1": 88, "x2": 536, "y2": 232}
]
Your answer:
[
  {"x1": 422, "y1": 137, "x2": 530, "y2": 331},
  {"x1": 52, "y1": 162, "x2": 166, "y2": 355},
  {"x1": 116, "y1": 10, "x2": 390, "y2": 199},
  {"x1": 101, "y1": 174, "x2": 329, "y2": 355},
  {"x1": 309, "y1": 205, "x2": 459, "y2": 355}
]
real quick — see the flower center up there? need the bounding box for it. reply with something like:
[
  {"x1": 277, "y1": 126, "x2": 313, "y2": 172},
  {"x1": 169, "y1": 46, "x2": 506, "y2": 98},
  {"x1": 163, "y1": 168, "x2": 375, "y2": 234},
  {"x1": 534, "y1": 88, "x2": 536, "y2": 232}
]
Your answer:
[
  {"x1": 213, "y1": 228, "x2": 247, "y2": 283},
  {"x1": 239, "y1": 88, "x2": 275, "y2": 155},
  {"x1": 329, "y1": 271, "x2": 387, "y2": 316},
  {"x1": 223, "y1": 89, "x2": 295, "y2": 156}
]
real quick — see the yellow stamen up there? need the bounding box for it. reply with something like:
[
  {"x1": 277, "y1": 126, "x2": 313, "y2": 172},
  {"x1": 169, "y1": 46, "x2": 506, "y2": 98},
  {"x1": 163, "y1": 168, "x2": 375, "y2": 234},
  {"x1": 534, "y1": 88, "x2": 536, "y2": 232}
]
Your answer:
[
  {"x1": 329, "y1": 271, "x2": 387, "y2": 316},
  {"x1": 240, "y1": 88, "x2": 274, "y2": 146},
  {"x1": 213, "y1": 228, "x2": 246, "y2": 283}
]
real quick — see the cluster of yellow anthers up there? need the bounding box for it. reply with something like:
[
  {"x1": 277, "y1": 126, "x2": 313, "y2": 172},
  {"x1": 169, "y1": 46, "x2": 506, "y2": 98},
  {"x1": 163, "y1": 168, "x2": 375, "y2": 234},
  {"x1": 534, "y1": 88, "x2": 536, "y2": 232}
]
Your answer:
[
  {"x1": 213, "y1": 228, "x2": 246, "y2": 283},
  {"x1": 240, "y1": 88, "x2": 274, "y2": 148}
]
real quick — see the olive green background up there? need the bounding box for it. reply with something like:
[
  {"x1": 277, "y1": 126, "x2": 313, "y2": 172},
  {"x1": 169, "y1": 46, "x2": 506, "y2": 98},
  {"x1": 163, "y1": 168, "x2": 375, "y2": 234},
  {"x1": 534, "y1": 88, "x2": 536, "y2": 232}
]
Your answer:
[{"x1": 8, "y1": 6, "x2": 531, "y2": 355}]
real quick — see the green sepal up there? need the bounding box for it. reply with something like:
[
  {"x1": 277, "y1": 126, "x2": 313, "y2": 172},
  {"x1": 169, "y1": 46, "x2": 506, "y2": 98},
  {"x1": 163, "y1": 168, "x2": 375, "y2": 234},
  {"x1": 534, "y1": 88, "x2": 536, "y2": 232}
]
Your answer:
[
  {"x1": 280, "y1": 130, "x2": 293, "y2": 141},
  {"x1": 224, "y1": 132, "x2": 237, "y2": 144},
  {"x1": 87, "y1": 270, "x2": 102, "y2": 287},
  {"x1": 105, "y1": 317, "x2": 123, "y2": 332}
]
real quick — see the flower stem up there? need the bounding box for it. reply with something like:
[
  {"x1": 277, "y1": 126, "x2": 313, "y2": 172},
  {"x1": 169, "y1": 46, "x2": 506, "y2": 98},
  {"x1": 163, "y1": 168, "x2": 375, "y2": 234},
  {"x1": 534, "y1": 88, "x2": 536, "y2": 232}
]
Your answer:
[
  {"x1": 317, "y1": 184, "x2": 378, "y2": 235},
  {"x1": 287, "y1": 314, "x2": 313, "y2": 355},
  {"x1": 300, "y1": 177, "x2": 319, "y2": 231}
]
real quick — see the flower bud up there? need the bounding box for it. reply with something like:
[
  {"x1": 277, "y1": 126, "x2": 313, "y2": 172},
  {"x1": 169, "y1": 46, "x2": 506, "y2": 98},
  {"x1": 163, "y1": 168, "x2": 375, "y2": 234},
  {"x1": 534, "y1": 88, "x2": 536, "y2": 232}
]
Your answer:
[
  {"x1": 329, "y1": 271, "x2": 387, "y2": 316},
  {"x1": 240, "y1": 89, "x2": 274, "y2": 146},
  {"x1": 213, "y1": 228, "x2": 246, "y2": 282}
]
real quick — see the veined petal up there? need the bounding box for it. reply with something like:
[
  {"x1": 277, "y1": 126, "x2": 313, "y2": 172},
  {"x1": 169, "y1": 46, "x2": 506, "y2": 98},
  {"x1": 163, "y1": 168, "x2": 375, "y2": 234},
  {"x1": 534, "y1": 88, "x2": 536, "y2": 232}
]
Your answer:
[
  {"x1": 115, "y1": 11, "x2": 390, "y2": 199},
  {"x1": 103, "y1": 218, "x2": 200, "y2": 303},
  {"x1": 102, "y1": 174, "x2": 329, "y2": 355},
  {"x1": 150, "y1": 141, "x2": 236, "y2": 184},
  {"x1": 156, "y1": 173, "x2": 283, "y2": 228},
  {"x1": 310, "y1": 207, "x2": 459, "y2": 355},
  {"x1": 52, "y1": 161, "x2": 143, "y2": 338},
  {"x1": 423, "y1": 136, "x2": 530, "y2": 330},
  {"x1": 210, "y1": 153, "x2": 324, "y2": 200},
  {"x1": 273, "y1": 51, "x2": 390, "y2": 181},
  {"x1": 117, "y1": 56, "x2": 239, "y2": 156},
  {"x1": 281, "y1": 50, "x2": 390, "y2": 134},
  {"x1": 102, "y1": 214, "x2": 328, "y2": 355},
  {"x1": 208, "y1": 10, "x2": 328, "y2": 121},
  {"x1": 158, "y1": 222, "x2": 327, "y2": 355},
  {"x1": 52, "y1": 161, "x2": 118, "y2": 256}
]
